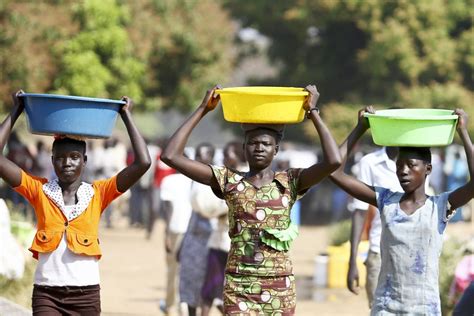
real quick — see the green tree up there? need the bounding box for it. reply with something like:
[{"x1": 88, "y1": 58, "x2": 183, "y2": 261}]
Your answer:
[
  {"x1": 226, "y1": 0, "x2": 473, "y2": 137},
  {"x1": 0, "y1": 1, "x2": 76, "y2": 108},
  {"x1": 53, "y1": 0, "x2": 145, "y2": 103},
  {"x1": 127, "y1": 0, "x2": 235, "y2": 111},
  {"x1": 0, "y1": 0, "x2": 235, "y2": 112}
]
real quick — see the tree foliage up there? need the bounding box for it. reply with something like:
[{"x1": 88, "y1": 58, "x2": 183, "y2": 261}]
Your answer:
[
  {"x1": 0, "y1": 0, "x2": 235, "y2": 111},
  {"x1": 127, "y1": 0, "x2": 235, "y2": 111},
  {"x1": 53, "y1": 0, "x2": 145, "y2": 103},
  {"x1": 226, "y1": 0, "x2": 473, "y2": 137},
  {"x1": 0, "y1": 1, "x2": 74, "y2": 103}
]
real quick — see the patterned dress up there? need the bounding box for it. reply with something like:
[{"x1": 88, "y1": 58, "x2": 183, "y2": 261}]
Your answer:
[
  {"x1": 371, "y1": 188, "x2": 451, "y2": 315},
  {"x1": 211, "y1": 166, "x2": 304, "y2": 315}
]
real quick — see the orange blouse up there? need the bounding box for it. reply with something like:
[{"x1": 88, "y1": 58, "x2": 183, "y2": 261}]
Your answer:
[{"x1": 14, "y1": 170, "x2": 122, "y2": 259}]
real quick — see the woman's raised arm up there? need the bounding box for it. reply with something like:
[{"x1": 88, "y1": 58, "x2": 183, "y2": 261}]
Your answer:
[
  {"x1": 297, "y1": 85, "x2": 341, "y2": 191},
  {"x1": 161, "y1": 87, "x2": 221, "y2": 190},
  {"x1": 0, "y1": 91, "x2": 26, "y2": 187},
  {"x1": 115, "y1": 97, "x2": 152, "y2": 193},
  {"x1": 447, "y1": 109, "x2": 473, "y2": 210},
  {"x1": 329, "y1": 107, "x2": 378, "y2": 207}
]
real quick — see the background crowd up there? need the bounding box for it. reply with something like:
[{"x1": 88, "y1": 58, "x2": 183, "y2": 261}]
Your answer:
[
  {"x1": 0, "y1": 1, "x2": 473, "y2": 315},
  {"x1": 1, "y1": 136, "x2": 471, "y2": 229}
]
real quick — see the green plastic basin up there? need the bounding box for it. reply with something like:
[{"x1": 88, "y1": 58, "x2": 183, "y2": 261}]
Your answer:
[{"x1": 365, "y1": 109, "x2": 458, "y2": 147}]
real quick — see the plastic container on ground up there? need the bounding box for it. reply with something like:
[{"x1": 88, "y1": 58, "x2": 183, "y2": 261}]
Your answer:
[
  {"x1": 313, "y1": 253, "x2": 329, "y2": 287},
  {"x1": 327, "y1": 241, "x2": 369, "y2": 288},
  {"x1": 21, "y1": 93, "x2": 125, "y2": 139},
  {"x1": 215, "y1": 87, "x2": 308, "y2": 123},
  {"x1": 365, "y1": 109, "x2": 458, "y2": 147}
]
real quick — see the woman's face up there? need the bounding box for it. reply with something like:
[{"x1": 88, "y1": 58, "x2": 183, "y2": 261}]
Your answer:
[
  {"x1": 396, "y1": 153, "x2": 431, "y2": 193},
  {"x1": 52, "y1": 143, "x2": 86, "y2": 184},
  {"x1": 244, "y1": 130, "x2": 278, "y2": 169}
]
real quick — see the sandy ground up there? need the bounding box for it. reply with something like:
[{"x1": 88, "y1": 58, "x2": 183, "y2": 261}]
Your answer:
[
  {"x1": 99, "y1": 220, "x2": 370, "y2": 316},
  {"x1": 98, "y1": 217, "x2": 473, "y2": 316},
  {"x1": 2, "y1": 215, "x2": 471, "y2": 315}
]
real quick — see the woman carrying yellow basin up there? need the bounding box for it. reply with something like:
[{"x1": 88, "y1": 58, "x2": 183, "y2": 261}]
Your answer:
[{"x1": 161, "y1": 84, "x2": 341, "y2": 315}]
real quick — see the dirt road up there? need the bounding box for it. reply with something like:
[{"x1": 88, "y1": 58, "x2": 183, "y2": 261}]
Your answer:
[{"x1": 99, "y1": 221, "x2": 369, "y2": 315}]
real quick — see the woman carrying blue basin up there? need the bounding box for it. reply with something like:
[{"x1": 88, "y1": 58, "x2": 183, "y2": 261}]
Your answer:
[{"x1": 0, "y1": 91, "x2": 151, "y2": 315}]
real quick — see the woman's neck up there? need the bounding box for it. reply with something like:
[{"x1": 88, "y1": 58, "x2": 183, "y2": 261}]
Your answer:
[
  {"x1": 245, "y1": 166, "x2": 275, "y2": 188},
  {"x1": 58, "y1": 179, "x2": 82, "y2": 205},
  {"x1": 402, "y1": 186, "x2": 427, "y2": 203},
  {"x1": 246, "y1": 166, "x2": 274, "y2": 178},
  {"x1": 58, "y1": 178, "x2": 81, "y2": 191}
]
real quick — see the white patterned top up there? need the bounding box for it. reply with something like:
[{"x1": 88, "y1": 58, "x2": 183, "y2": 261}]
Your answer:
[{"x1": 371, "y1": 188, "x2": 451, "y2": 315}]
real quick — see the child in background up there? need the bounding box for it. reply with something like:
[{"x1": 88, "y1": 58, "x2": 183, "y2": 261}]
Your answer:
[
  {"x1": 0, "y1": 91, "x2": 151, "y2": 315},
  {"x1": 329, "y1": 106, "x2": 473, "y2": 315},
  {"x1": 161, "y1": 84, "x2": 341, "y2": 314}
]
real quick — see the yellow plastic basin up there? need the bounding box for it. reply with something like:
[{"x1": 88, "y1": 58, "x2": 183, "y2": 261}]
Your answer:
[
  {"x1": 365, "y1": 109, "x2": 458, "y2": 147},
  {"x1": 215, "y1": 87, "x2": 309, "y2": 123}
]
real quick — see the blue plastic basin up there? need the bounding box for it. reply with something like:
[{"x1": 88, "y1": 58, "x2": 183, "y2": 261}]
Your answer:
[{"x1": 20, "y1": 93, "x2": 125, "y2": 139}]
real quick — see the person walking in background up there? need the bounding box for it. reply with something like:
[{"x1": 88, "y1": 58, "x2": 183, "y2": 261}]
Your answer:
[
  {"x1": 329, "y1": 106, "x2": 473, "y2": 315},
  {"x1": 30, "y1": 141, "x2": 53, "y2": 222},
  {"x1": 178, "y1": 143, "x2": 220, "y2": 316},
  {"x1": 161, "y1": 84, "x2": 341, "y2": 314},
  {"x1": 127, "y1": 140, "x2": 153, "y2": 228},
  {"x1": 200, "y1": 141, "x2": 247, "y2": 316},
  {"x1": 31, "y1": 140, "x2": 53, "y2": 179},
  {"x1": 159, "y1": 165, "x2": 193, "y2": 316},
  {"x1": 453, "y1": 282, "x2": 474, "y2": 315},
  {"x1": 429, "y1": 148, "x2": 445, "y2": 194},
  {"x1": 346, "y1": 146, "x2": 401, "y2": 308},
  {"x1": 146, "y1": 138, "x2": 173, "y2": 239},
  {"x1": 444, "y1": 147, "x2": 469, "y2": 222},
  {"x1": 0, "y1": 91, "x2": 151, "y2": 315},
  {"x1": 5, "y1": 131, "x2": 34, "y2": 218},
  {"x1": 449, "y1": 239, "x2": 474, "y2": 315},
  {"x1": 142, "y1": 139, "x2": 160, "y2": 239},
  {"x1": 82, "y1": 140, "x2": 104, "y2": 183},
  {"x1": 101, "y1": 137, "x2": 127, "y2": 228}
]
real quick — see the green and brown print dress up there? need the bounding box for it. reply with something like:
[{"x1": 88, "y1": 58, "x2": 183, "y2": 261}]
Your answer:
[{"x1": 211, "y1": 166, "x2": 305, "y2": 315}]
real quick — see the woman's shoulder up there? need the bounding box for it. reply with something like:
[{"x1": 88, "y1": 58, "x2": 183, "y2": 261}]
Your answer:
[
  {"x1": 273, "y1": 168, "x2": 304, "y2": 190},
  {"x1": 427, "y1": 191, "x2": 451, "y2": 208},
  {"x1": 21, "y1": 170, "x2": 49, "y2": 186},
  {"x1": 211, "y1": 165, "x2": 245, "y2": 184},
  {"x1": 90, "y1": 176, "x2": 117, "y2": 191},
  {"x1": 376, "y1": 187, "x2": 402, "y2": 205},
  {"x1": 285, "y1": 168, "x2": 306, "y2": 181}
]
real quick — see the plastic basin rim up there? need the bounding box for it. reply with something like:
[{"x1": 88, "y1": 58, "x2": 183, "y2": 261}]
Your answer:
[
  {"x1": 364, "y1": 113, "x2": 458, "y2": 120},
  {"x1": 215, "y1": 88, "x2": 309, "y2": 97},
  {"x1": 20, "y1": 93, "x2": 126, "y2": 105}
]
